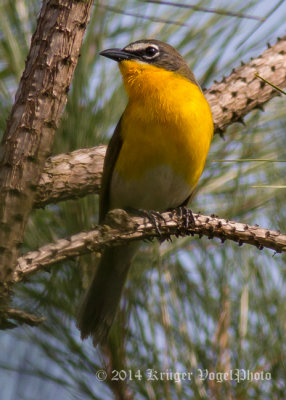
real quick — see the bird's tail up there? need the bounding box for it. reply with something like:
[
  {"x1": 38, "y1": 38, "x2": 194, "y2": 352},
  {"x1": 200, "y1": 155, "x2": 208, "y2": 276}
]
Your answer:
[{"x1": 77, "y1": 243, "x2": 138, "y2": 345}]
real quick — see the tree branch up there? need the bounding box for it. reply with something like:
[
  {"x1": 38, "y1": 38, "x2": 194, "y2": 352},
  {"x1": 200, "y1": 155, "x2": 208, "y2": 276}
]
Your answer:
[
  {"x1": 35, "y1": 146, "x2": 105, "y2": 208},
  {"x1": 12, "y1": 210, "x2": 286, "y2": 284},
  {"x1": 0, "y1": 0, "x2": 93, "y2": 281},
  {"x1": 34, "y1": 36, "x2": 286, "y2": 208},
  {"x1": 207, "y1": 36, "x2": 286, "y2": 133},
  {"x1": 0, "y1": 308, "x2": 45, "y2": 330}
]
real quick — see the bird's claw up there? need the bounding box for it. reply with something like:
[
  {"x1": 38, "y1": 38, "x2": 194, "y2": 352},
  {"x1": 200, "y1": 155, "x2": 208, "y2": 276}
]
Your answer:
[
  {"x1": 127, "y1": 208, "x2": 165, "y2": 235},
  {"x1": 176, "y1": 206, "x2": 195, "y2": 229}
]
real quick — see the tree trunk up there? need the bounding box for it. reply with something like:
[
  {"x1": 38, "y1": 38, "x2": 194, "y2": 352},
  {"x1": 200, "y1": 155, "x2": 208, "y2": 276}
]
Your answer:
[{"x1": 0, "y1": 0, "x2": 93, "y2": 286}]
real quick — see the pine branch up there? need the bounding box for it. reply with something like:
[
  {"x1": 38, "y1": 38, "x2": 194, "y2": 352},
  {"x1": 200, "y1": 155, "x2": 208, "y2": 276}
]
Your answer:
[
  {"x1": 12, "y1": 210, "x2": 286, "y2": 284},
  {"x1": 208, "y1": 36, "x2": 286, "y2": 133},
  {"x1": 0, "y1": 308, "x2": 45, "y2": 330},
  {"x1": 34, "y1": 36, "x2": 286, "y2": 208},
  {"x1": 35, "y1": 146, "x2": 105, "y2": 208},
  {"x1": 0, "y1": 0, "x2": 93, "y2": 281}
]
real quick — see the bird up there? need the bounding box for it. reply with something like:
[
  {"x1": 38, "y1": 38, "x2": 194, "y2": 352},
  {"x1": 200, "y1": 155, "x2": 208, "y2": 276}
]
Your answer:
[{"x1": 77, "y1": 39, "x2": 213, "y2": 345}]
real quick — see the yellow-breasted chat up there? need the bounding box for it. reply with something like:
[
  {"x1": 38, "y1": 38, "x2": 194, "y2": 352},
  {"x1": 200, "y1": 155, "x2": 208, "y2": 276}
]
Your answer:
[{"x1": 77, "y1": 39, "x2": 213, "y2": 345}]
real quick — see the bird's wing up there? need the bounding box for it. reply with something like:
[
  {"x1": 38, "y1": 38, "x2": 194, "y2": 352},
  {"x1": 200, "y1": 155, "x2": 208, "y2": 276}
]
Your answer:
[{"x1": 99, "y1": 117, "x2": 123, "y2": 223}]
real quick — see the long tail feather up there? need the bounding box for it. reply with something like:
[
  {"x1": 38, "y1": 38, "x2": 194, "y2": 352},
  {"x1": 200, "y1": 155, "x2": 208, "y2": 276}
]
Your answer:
[{"x1": 77, "y1": 243, "x2": 138, "y2": 345}]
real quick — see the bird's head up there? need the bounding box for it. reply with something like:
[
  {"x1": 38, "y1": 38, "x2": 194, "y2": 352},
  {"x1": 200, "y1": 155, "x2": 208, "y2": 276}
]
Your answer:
[{"x1": 100, "y1": 39, "x2": 198, "y2": 89}]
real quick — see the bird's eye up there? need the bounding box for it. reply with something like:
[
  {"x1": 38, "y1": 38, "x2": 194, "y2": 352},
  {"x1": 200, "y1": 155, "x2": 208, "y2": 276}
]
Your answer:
[{"x1": 145, "y1": 46, "x2": 158, "y2": 57}]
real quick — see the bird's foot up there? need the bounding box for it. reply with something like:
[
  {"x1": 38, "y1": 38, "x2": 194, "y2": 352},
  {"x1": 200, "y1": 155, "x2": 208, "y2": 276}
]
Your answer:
[
  {"x1": 173, "y1": 206, "x2": 195, "y2": 229},
  {"x1": 126, "y1": 208, "x2": 165, "y2": 235}
]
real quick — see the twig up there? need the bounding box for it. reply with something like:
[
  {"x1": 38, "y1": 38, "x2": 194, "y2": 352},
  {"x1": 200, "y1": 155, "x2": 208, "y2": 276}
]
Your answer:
[
  {"x1": 12, "y1": 210, "x2": 286, "y2": 284},
  {"x1": 0, "y1": 308, "x2": 45, "y2": 330},
  {"x1": 102, "y1": 5, "x2": 189, "y2": 27},
  {"x1": 255, "y1": 72, "x2": 286, "y2": 95},
  {"x1": 143, "y1": 0, "x2": 264, "y2": 21}
]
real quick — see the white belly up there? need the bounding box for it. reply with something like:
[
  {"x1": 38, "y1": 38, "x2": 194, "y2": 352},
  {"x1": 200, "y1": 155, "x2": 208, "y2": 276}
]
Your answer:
[{"x1": 110, "y1": 165, "x2": 192, "y2": 212}]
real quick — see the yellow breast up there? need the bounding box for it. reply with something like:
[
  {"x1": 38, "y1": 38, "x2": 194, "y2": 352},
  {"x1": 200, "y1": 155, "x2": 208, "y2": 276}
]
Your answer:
[{"x1": 115, "y1": 61, "x2": 213, "y2": 190}]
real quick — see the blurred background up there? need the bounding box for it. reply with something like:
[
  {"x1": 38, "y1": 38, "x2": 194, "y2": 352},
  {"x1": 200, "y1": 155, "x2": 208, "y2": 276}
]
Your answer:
[{"x1": 0, "y1": 0, "x2": 285, "y2": 399}]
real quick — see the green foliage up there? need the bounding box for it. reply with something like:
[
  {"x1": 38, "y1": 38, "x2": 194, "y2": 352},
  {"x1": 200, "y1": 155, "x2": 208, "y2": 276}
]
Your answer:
[{"x1": 0, "y1": 0, "x2": 285, "y2": 399}]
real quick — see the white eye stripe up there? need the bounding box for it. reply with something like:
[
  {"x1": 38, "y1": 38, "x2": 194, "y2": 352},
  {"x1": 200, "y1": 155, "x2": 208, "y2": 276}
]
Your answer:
[{"x1": 124, "y1": 42, "x2": 159, "y2": 53}]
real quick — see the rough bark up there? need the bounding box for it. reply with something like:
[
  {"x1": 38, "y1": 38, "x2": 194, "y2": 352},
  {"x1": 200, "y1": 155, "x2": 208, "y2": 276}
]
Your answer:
[
  {"x1": 35, "y1": 146, "x2": 105, "y2": 207},
  {"x1": 33, "y1": 36, "x2": 286, "y2": 208},
  {"x1": 0, "y1": 0, "x2": 93, "y2": 282},
  {"x1": 208, "y1": 36, "x2": 286, "y2": 133},
  {"x1": 12, "y1": 210, "x2": 286, "y2": 284}
]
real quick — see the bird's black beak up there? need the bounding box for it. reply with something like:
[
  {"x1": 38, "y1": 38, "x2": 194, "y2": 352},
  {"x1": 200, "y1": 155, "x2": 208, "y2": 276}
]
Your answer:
[{"x1": 99, "y1": 48, "x2": 136, "y2": 62}]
